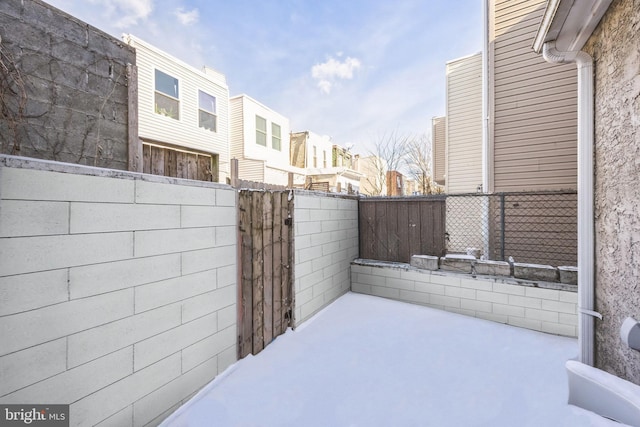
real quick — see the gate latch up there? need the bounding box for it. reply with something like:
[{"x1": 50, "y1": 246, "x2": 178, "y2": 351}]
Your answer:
[{"x1": 284, "y1": 216, "x2": 293, "y2": 226}]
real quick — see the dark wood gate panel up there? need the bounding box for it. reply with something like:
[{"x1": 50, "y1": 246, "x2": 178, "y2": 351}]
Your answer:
[
  {"x1": 142, "y1": 142, "x2": 218, "y2": 182},
  {"x1": 238, "y1": 190, "x2": 293, "y2": 358},
  {"x1": 359, "y1": 197, "x2": 447, "y2": 263}
]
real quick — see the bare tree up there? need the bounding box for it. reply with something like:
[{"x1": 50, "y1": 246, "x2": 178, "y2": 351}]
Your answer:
[
  {"x1": 362, "y1": 130, "x2": 411, "y2": 196},
  {"x1": 405, "y1": 133, "x2": 442, "y2": 194}
]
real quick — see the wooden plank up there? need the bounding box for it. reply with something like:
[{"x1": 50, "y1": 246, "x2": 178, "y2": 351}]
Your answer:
[
  {"x1": 166, "y1": 149, "x2": 177, "y2": 177},
  {"x1": 262, "y1": 192, "x2": 274, "y2": 346},
  {"x1": 186, "y1": 153, "x2": 198, "y2": 180},
  {"x1": 420, "y1": 201, "x2": 434, "y2": 256},
  {"x1": 397, "y1": 201, "x2": 409, "y2": 262},
  {"x1": 176, "y1": 152, "x2": 187, "y2": 179},
  {"x1": 386, "y1": 201, "x2": 399, "y2": 261},
  {"x1": 197, "y1": 155, "x2": 211, "y2": 181},
  {"x1": 150, "y1": 145, "x2": 164, "y2": 176},
  {"x1": 281, "y1": 193, "x2": 293, "y2": 329},
  {"x1": 142, "y1": 144, "x2": 151, "y2": 174},
  {"x1": 251, "y1": 192, "x2": 265, "y2": 354},
  {"x1": 238, "y1": 191, "x2": 253, "y2": 358},
  {"x1": 126, "y1": 64, "x2": 142, "y2": 172},
  {"x1": 272, "y1": 192, "x2": 283, "y2": 336},
  {"x1": 374, "y1": 202, "x2": 387, "y2": 261},
  {"x1": 408, "y1": 201, "x2": 422, "y2": 258}
]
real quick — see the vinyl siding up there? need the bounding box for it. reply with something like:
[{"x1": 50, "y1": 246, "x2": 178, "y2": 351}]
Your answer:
[
  {"x1": 432, "y1": 116, "x2": 446, "y2": 185},
  {"x1": 126, "y1": 36, "x2": 230, "y2": 178},
  {"x1": 446, "y1": 53, "x2": 483, "y2": 194},
  {"x1": 229, "y1": 97, "x2": 244, "y2": 160},
  {"x1": 490, "y1": 0, "x2": 577, "y2": 191},
  {"x1": 237, "y1": 158, "x2": 265, "y2": 182}
]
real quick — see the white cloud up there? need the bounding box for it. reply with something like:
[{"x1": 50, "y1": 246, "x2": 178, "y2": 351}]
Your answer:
[
  {"x1": 88, "y1": 0, "x2": 153, "y2": 28},
  {"x1": 311, "y1": 56, "x2": 361, "y2": 94},
  {"x1": 174, "y1": 7, "x2": 199, "y2": 25}
]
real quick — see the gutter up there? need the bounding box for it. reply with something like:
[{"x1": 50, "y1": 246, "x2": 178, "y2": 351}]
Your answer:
[{"x1": 542, "y1": 41, "x2": 599, "y2": 366}]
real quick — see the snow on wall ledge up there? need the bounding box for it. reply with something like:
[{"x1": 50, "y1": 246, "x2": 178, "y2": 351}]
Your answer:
[
  {"x1": 0, "y1": 155, "x2": 238, "y2": 426},
  {"x1": 294, "y1": 192, "x2": 359, "y2": 325},
  {"x1": 351, "y1": 259, "x2": 578, "y2": 337}
]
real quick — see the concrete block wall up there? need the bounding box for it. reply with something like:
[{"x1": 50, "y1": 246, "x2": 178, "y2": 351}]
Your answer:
[
  {"x1": 351, "y1": 260, "x2": 578, "y2": 337},
  {"x1": 294, "y1": 192, "x2": 358, "y2": 325},
  {"x1": 0, "y1": 157, "x2": 237, "y2": 426}
]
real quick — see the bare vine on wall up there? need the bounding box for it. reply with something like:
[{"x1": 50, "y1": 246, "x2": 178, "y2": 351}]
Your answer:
[{"x1": 0, "y1": 34, "x2": 31, "y2": 155}]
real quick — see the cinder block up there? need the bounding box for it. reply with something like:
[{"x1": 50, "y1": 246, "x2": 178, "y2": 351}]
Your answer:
[
  {"x1": 460, "y1": 278, "x2": 493, "y2": 292},
  {"x1": 71, "y1": 353, "x2": 181, "y2": 427},
  {"x1": 181, "y1": 206, "x2": 236, "y2": 228},
  {"x1": 70, "y1": 254, "x2": 181, "y2": 299},
  {"x1": 296, "y1": 221, "x2": 322, "y2": 236},
  {"x1": 492, "y1": 282, "x2": 525, "y2": 296},
  {"x1": 475, "y1": 312, "x2": 508, "y2": 324},
  {"x1": 514, "y1": 263, "x2": 558, "y2": 282},
  {"x1": 133, "y1": 356, "x2": 218, "y2": 427},
  {"x1": 541, "y1": 322, "x2": 576, "y2": 337},
  {"x1": 181, "y1": 286, "x2": 236, "y2": 323},
  {"x1": 0, "y1": 269, "x2": 68, "y2": 316},
  {"x1": 492, "y1": 303, "x2": 525, "y2": 318},
  {"x1": 215, "y1": 188, "x2": 236, "y2": 207},
  {"x1": 0, "y1": 167, "x2": 134, "y2": 202},
  {"x1": 0, "y1": 339, "x2": 66, "y2": 396},
  {"x1": 70, "y1": 203, "x2": 180, "y2": 233},
  {"x1": 525, "y1": 286, "x2": 560, "y2": 301},
  {"x1": 321, "y1": 241, "x2": 341, "y2": 256},
  {"x1": 67, "y1": 304, "x2": 181, "y2": 368},
  {"x1": 559, "y1": 291, "x2": 578, "y2": 304},
  {"x1": 460, "y1": 298, "x2": 492, "y2": 313},
  {"x1": 351, "y1": 282, "x2": 372, "y2": 294},
  {"x1": 400, "y1": 269, "x2": 430, "y2": 282},
  {"x1": 415, "y1": 281, "x2": 446, "y2": 296},
  {"x1": 445, "y1": 286, "x2": 476, "y2": 299},
  {"x1": 218, "y1": 345, "x2": 237, "y2": 374},
  {"x1": 430, "y1": 294, "x2": 461, "y2": 308},
  {"x1": 0, "y1": 200, "x2": 69, "y2": 237},
  {"x1": 299, "y1": 295, "x2": 325, "y2": 322},
  {"x1": 216, "y1": 226, "x2": 236, "y2": 247},
  {"x1": 134, "y1": 227, "x2": 215, "y2": 258},
  {"x1": 430, "y1": 274, "x2": 461, "y2": 287},
  {"x1": 541, "y1": 299, "x2": 576, "y2": 315},
  {"x1": 525, "y1": 308, "x2": 559, "y2": 323},
  {"x1": 475, "y1": 260, "x2": 510, "y2": 277},
  {"x1": 312, "y1": 280, "x2": 333, "y2": 298},
  {"x1": 559, "y1": 313, "x2": 578, "y2": 326},
  {"x1": 508, "y1": 316, "x2": 542, "y2": 332},
  {"x1": 295, "y1": 195, "x2": 320, "y2": 210},
  {"x1": 182, "y1": 326, "x2": 235, "y2": 372},
  {"x1": 312, "y1": 254, "x2": 332, "y2": 272},
  {"x1": 0, "y1": 289, "x2": 133, "y2": 356},
  {"x1": 558, "y1": 266, "x2": 578, "y2": 285},
  {"x1": 320, "y1": 197, "x2": 338, "y2": 210},
  {"x1": 440, "y1": 256, "x2": 473, "y2": 273},
  {"x1": 399, "y1": 290, "x2": 430, "y2": 304},
  {"x1": 476, "y1": 290, "x2": 508, "y2": 304},
  {"x1": 0, "y1": 232, "x2": 133, "y2": 276},
  {"x1": 385, "y1": 277, "x2": 414, "y2": 291},
  {"x1": 354, "y1": 273, "x2": 386, "y2": 287},
  {"x1": 217, "y1": 305, "x2": 236, "y2": 331},
  {"x1": 134, "y1": 313, "x2": 217, "y2": 371},
  {"x1": 321, "y1": 220, "x2": 341, "y2": 233},
  {"x1": 410, "y1": 255, "x2": 439, "y2": 270},
  {"x1": 508, "y1": 294, "x2": 542, "y2": 309},
  {"x1": 94, "y1": 406, "x2": 132, "y2": 427},
  {"x1": 181, "y1": 247, "x2": 235, "y2": 275},
  {"x1": 135, "y1": 180, "x2": 216, "y2": 205},
  {"x1": 445, "y1": 307, "x2": 476, "y2": 317},
  {"x1": 135, "y1": 269, "x2": 217, "y2": 314},
  {"x1": 213, "y1": 265, "x2": 234, "y2": 290}
]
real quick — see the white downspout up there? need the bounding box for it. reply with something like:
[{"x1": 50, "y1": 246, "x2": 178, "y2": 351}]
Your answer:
[{"x1": 542, "y1": 41, "x2": 599, "y2": 366}]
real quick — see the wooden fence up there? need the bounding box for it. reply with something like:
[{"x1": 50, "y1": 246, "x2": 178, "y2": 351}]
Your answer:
[
  {"x1": 359, "y1": 197, "x2": 447, "y2": 263},
  {"x1": 238, "y1": 190, "x2": 294, "y2": 358}
]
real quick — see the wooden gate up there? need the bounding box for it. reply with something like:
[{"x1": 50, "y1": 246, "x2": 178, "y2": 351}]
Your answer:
[{"x1": 238, "y1": 190, "x2": 294, "y2": 358}]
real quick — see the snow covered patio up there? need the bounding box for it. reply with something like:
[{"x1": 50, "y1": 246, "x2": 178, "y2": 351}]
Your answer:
[{"x1": 162, "y1": 293, "x2": 619, "y2": 427}]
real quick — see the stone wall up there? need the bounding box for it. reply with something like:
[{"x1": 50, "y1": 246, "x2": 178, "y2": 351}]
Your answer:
[
  {"x1": 0, "y1": 156, "x2": 237, "y2": 426},
  {"x1": 583, "y1": 0, "x2": 640, "y2": 385},
  {"x1": 0, "y1": 0, "x2": 134, "y2": 170},
  {"x1": 294, "y1": 193, "x2": 359, "y2": 325}
]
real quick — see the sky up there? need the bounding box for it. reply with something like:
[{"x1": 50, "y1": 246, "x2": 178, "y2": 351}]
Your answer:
[
  {"x1": 45, "y1": 0, "x2": 483, "y2": 155},
  {"x1": 162, "y1": 292, "x2": 618, "y2": 427}
]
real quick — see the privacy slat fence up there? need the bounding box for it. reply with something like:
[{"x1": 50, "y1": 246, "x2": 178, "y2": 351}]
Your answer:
[
  {"x1": 238, "y1": 190, "x2": 294, "y2": 358},
  {"x1": 359, "y1": 197, "x2": 448, "y2": 263}
]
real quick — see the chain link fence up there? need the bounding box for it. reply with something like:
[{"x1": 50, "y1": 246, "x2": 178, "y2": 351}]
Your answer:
[{"x1": 445, "y1": 191, "x2": 577, "y2": 267}]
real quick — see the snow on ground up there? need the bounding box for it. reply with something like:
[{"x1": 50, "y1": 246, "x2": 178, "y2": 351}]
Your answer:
[{"x1": 163, "y1": 292, "x2": 622, "y2": 427}]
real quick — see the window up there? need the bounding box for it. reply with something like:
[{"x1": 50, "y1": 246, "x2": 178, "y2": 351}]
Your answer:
[
  {"x1": 323, "y1": 151, "x2": 327, "y2": 168},
  {"x1": 154, "y1": 69, "x2": 179, "y2": 120},
  {"x1": 313, "y1": 146, "x2": 317, "y2": 167},
  {"x1": 272, "y1": 123, "x2": 281, "y2": 151},
  {"x1": 256, "y1": 116, "x2": 267, "y2": 146},
  {"x1": 198, "y1": 90, "x2": 217, "y2": 132}
]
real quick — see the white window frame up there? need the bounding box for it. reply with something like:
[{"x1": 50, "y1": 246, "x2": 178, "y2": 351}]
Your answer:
[
  {"x1": 154, "y1": 68, "x2": 180, "y2": 120},
  {"x1": 198, "y1": 90, "x2": 217, "y2": 132}
]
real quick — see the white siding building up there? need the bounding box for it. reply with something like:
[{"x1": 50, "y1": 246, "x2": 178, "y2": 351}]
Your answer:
[
  {"x1": 123, "y1": 35, "x2": 230, "y2": 182},
  {"x1": 229, "y1": 95, "x2": 304, "y2": 186}
]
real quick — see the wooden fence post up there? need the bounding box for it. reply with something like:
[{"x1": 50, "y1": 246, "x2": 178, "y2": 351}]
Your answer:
[{"x1": 231, "y1": 158, "x2": 239, "y2": 188}]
